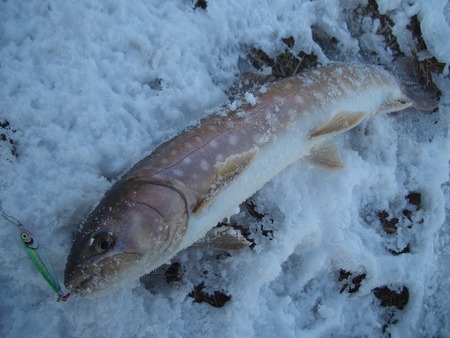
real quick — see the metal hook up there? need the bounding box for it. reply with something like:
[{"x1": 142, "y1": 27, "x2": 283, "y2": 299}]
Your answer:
[{"x1": 1, "y1": 210, "x2": 23, "y2": 228}]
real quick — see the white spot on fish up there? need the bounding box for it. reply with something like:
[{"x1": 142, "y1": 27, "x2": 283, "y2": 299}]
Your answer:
[
  {"x1": 334, "y1": 67, "x2": 344, "y2": 75},
  {"x1": 259, "y1": 132, "x2": 271, "y2": 144},
  {"x1": 208, "y1": 125, "x2": 218, "y2": 132},
  {"x1": 287, "y1": 109, "x2": 298, "y2": 121},
  {"x1": 200, "y1": 159, "x2": 209, "y2": 171},
  {"x1": 228, "y1": 135, "x2": 239, "y2": 146},
  {"x1": 182, "y1": 157, "x2": 192, "y2": 164},
  {"x1": 313, "y1": 91, "x2": 324, "y2": 101},
  {"x1": 195, "y1": 136, "x2": 202, "y2": 143},
  {"x1": 161, "y1": 158, "x2": 169, "y2": 165},
  {"x1": 209, "y1": 139, "x2": 219, "y2": 149},
  {"x1": 295, "y1": 96, "x2": 304, "y2": 104},
  {"x1": 173, "y1": 169, "x2": 184, "y2": 177},
  {"x1": 283, "y1": 82, "x2": 293, "y2": 90},
  {"x1": 171, "y1": 149, "x2": 178, "y2": 156},
  {"x1": 185, "y1": 142, "x2": 194, "y2": 149},
  {"x1": 253, "y1": 134, "x2": 263, "y2": 144},
  {"x1": 265, "y1": 112, "x2": 279, "y2": 127}
]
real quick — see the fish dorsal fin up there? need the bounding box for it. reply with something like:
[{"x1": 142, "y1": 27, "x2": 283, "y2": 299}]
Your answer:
[
  {"x1": 310, "y1": 111, "x2": 366, "y2": 138},
  {"x1": 193, "y1": 148, "x2": 258, "y2": 214},
  {"x1": 193, "y1": 225, "x2": 252, "y2": 251},
  {"x1": 305, "y1": 141, "x2": 344, "y2": 169}
]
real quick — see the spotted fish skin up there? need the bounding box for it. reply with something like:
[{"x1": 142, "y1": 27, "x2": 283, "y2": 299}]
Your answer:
[
  {"x1": 65, "y1": 63, "x2": 415, "y2": 295},
  {"x1": 122, "y1": 64, "x2": 408, "y2": 206}
]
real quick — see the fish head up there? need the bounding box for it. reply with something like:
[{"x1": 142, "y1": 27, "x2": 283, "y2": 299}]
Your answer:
[{"x1": 64, "y1": 178, "x2": 188, "y2": 295}]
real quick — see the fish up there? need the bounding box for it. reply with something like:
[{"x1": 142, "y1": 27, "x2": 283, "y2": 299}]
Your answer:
[{"x1": 64, "y1": 61, "x2": 437, "y2": 296}]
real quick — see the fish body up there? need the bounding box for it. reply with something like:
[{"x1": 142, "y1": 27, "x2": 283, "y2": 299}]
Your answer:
[{"x1": 65, "y1": 63, "x2": 418, "y2": 295}]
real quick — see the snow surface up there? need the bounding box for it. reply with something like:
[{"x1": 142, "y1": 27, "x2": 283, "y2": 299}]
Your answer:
[{"x1": 0, "y1": 1, "x2": 448, "y2": 337}]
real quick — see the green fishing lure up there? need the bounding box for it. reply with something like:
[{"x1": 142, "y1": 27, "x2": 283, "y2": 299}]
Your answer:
[{"x1": 2, "y1": 211, "x2": 70, "y2": 302}]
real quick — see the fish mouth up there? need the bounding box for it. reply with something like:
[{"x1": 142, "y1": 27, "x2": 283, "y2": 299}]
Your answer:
[{"x1": 65, "y1": 252, "x2": 140, "y2": 296}]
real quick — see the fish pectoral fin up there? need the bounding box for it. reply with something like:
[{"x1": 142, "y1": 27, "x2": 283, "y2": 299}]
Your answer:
[
  {"x1": 305, "y1": 141, "x2": 344, "y2": 169},
  {"x1": 310, "y1": 111, "x2": 366, "y2": 138},
  {"x1": 193, "y1": 148, "x2": 258, "y2": 214},
  {"x1": 193, "y1": 226, "x2": 252, "y2": 251}
]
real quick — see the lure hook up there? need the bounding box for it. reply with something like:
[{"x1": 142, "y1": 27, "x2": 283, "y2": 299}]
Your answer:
[{"x1": 1, "y1": 210, "x2": 23, "y2": 228}]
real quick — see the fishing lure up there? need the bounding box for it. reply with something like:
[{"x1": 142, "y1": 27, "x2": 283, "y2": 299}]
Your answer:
[{"x1": 2, "y1": 211, "x2": 70, "y2": 302}]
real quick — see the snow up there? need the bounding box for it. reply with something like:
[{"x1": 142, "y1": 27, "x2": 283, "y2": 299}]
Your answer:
[
  {"x1": 0, "y1": 1, "x2": 448, "y2": 337},
  {"x1": 417, "y1": 0, "x2": 450, "y2": 66}
]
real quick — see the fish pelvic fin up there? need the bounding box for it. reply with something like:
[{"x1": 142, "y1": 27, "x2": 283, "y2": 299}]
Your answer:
[
  {"x1": 310, "y1": 111, "x2": 366, "y2": 138},
  {"x1": 305, "y1": 140, "x2": 344, "y2": 170},
  {"x1": 193, "y1": 148, "x2": 258, "y2": 214},
  {"x1": 193, "y1": 225, "x2": 252, "y2": 251}
]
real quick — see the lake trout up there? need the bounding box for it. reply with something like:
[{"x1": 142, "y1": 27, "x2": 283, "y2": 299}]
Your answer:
[{"x1": 64, "y1": 61, "x2": 436, "y2": 295}]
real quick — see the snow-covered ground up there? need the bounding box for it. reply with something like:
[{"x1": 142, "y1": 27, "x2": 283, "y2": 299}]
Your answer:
[{"x1": 0, "y1": 1, "x2": 448, "y2": 337}]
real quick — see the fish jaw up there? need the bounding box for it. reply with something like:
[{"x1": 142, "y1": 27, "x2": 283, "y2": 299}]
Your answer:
[
  {"x1": 64, "y1": 179, "x2": 190, "y2": 295},
  {"x1": 65, "y1": 252, "x2": 141, "y2": 296}
]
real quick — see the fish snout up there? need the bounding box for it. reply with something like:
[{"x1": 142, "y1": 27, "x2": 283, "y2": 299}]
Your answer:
[{"x1": 64, "y1": 252, "x2": 140, "y2": 296}]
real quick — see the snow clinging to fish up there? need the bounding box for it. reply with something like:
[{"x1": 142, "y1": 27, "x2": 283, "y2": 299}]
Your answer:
[{"x1": 64, "y1": 62, "x2": 434, "y2": 295}]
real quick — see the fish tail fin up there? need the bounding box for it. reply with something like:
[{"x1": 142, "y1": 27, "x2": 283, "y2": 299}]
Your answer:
[{"x1": 391, "y1": 57, "x2": 440, "y2": 112}]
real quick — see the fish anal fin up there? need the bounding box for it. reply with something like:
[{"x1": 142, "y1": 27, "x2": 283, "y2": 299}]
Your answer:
[
  {"x1": 305, "y1": 141, "x2": 344, "y2": 169},
  {"x1": 193, "y1": 148, "x2": 258, "y2": 214},
  {"x1": 310, "y1": 111, "x2": 366, "y2": 138},
  {"x1": 193, "y1": 226, "x2": 252, "y2": 251}
]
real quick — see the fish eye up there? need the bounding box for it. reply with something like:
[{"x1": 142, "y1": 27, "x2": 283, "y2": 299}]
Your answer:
[{"x1": 91, "y1": 231, "x2": 115, "y2": 254}]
